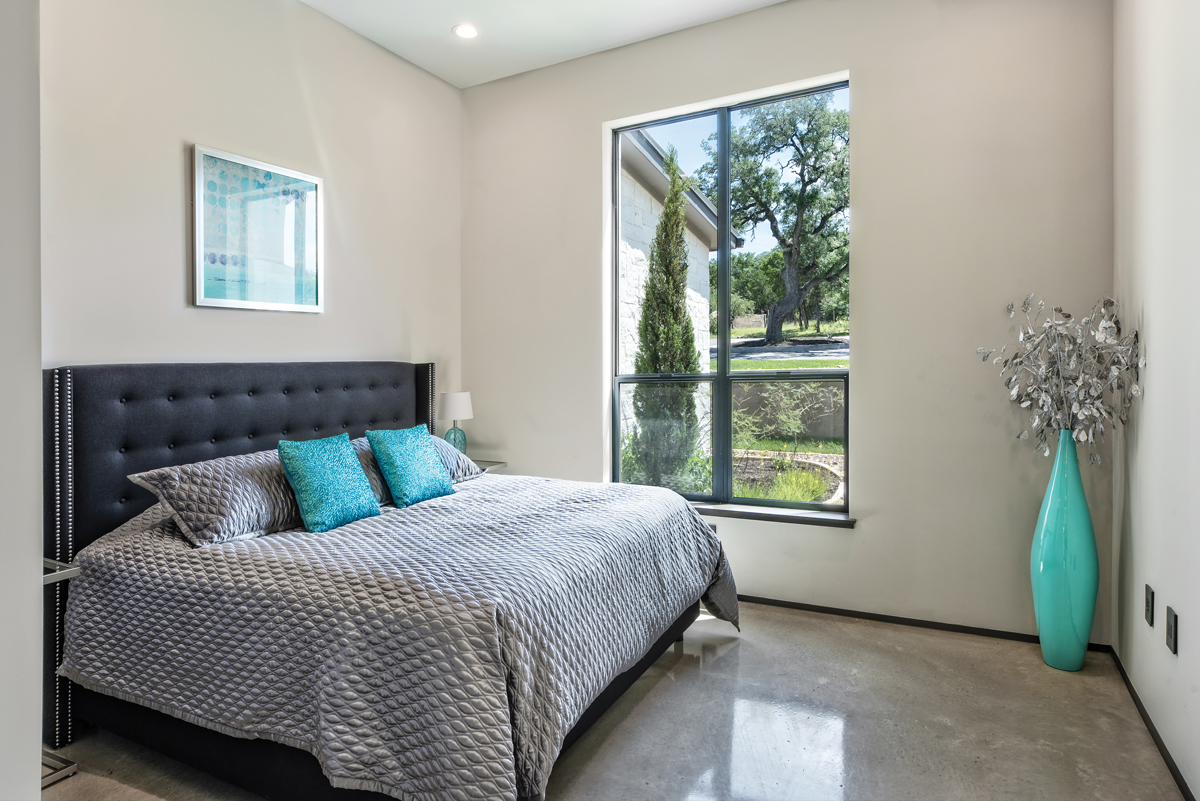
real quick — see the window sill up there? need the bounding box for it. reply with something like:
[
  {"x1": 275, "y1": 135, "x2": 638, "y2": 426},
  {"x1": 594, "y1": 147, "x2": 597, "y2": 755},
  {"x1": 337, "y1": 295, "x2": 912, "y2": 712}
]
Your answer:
[{"x1": 691, "y1": 502, "x2": 856, "y2": 528}]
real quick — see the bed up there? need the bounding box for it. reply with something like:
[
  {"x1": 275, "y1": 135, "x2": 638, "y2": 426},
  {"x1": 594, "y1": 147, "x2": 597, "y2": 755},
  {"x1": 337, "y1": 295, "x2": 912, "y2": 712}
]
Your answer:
[{"x1": 42, "y1": 361, "x2": 738, "y2": 801}]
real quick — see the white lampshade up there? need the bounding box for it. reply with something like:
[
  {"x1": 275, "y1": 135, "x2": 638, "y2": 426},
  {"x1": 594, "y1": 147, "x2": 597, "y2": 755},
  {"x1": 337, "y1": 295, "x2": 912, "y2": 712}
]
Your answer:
[{"x1": 438, "y1": 391, "x2": 473, "y2": 422}]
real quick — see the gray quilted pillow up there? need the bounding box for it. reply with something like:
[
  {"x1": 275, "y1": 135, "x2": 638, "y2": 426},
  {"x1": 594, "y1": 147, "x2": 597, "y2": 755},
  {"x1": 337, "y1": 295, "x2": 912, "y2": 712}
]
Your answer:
[
  {"x1": 129, "y1": 438, "x2": 391, "y2": 547},
  {"x1": 353, "y1": 437, "x2": 394, "y2": 507},
  {"x1": 429, "y1": 435, "x2": 485, "y2": 483}
]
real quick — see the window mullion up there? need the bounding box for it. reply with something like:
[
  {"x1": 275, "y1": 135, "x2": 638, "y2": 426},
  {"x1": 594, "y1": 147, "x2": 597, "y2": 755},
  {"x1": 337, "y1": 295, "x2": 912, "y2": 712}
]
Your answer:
[
  {"x1": 610, "y1": 129, "x2": 622, "y2": 482},
  {"x1": 715, "y1": 107, "x2": 733, "y2": 503}
]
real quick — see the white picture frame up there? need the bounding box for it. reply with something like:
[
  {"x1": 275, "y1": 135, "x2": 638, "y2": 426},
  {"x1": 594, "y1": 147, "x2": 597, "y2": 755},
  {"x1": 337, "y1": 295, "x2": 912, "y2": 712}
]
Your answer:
[{"x1": 193, "y1": 145, "x2": 324, "y2": 313}]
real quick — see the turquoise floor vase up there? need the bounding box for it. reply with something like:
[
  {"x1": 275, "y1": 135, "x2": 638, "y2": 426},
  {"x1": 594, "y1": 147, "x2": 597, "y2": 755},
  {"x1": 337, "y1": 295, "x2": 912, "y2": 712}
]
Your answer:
[{"x1": 1030, "y1": 430, "x2": 1099, "y2": 671}]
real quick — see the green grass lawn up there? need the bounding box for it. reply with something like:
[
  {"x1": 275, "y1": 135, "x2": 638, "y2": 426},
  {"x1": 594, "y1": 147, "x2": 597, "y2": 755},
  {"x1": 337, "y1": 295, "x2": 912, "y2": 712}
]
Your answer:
[
  {"x1": 734, "y1": 470, "x2": 829, "y2": 503},
  {"x1": 729, "y1": 358, "x2": 848, "y2": 371},
  {"x1": 730, "y1": 318, "x2": 849, "y2": 340},
  {"x1": 737, "y1": 436, "x2": 845, "y2": 454}
]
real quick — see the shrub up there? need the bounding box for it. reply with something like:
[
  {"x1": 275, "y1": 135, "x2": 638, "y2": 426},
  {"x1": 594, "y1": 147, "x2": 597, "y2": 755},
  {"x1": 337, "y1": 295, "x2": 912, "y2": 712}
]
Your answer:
[
  {"x1": 629, "y1": 147, "x2": 701, "y2": 487},
  {"x1": 735, "y1": 469, "x2": 828, "y2": 503}
]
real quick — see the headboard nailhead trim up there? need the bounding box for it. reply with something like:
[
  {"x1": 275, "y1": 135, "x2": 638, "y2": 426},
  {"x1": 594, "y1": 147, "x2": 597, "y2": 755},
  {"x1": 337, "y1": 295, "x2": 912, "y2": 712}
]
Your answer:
[
  {"x1": 49, "y1": 369, "x2": 76, "y2": 748},
  {"x1": 66, "y1": 369, "x2": 74, "y2": 741},
  {"x1": 54, "y1": 370, "x2": 62, "y2": 748}
]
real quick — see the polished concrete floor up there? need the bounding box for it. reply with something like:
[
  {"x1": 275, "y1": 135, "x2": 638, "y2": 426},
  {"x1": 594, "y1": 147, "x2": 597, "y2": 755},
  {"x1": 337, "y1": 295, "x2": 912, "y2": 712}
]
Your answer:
[{"x1": 44, "y1": 602, "x2": 1182, "y2": 801}]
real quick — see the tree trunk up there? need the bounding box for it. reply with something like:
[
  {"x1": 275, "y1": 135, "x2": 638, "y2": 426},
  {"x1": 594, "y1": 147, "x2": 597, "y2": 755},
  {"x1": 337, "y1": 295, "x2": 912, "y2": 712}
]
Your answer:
[
  {"x1": 766, "y1": 265, "x2": 837, "y2": 344},
  {"x1": 766, "y1": 286, "x2": 810, "y2": 344},
  {"x1": 765, "y1": 257, "x2": 804, "y2": 344}
]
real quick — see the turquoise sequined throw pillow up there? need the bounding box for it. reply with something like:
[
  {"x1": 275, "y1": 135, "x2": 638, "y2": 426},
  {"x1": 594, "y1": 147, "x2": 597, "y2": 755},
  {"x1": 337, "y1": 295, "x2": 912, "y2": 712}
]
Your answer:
[
  {"x1": 278, "y1": 433, "x2": 381, "y2": 533},
  {"x1": 366, "y1": 426, "x2": 454, "y2": 508}
]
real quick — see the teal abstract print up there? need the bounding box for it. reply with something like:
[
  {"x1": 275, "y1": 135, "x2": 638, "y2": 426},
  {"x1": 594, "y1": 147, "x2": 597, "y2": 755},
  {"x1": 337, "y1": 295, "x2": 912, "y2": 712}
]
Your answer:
[{"x1": 195, "y1": 146, "x2": 321, "y2": 312}]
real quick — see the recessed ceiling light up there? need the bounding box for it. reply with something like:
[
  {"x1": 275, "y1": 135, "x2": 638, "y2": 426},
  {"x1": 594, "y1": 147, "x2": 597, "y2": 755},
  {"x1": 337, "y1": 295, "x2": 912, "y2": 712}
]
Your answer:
[{"x1": 452, "y1": 24, "x2": 478, "y2": 39}]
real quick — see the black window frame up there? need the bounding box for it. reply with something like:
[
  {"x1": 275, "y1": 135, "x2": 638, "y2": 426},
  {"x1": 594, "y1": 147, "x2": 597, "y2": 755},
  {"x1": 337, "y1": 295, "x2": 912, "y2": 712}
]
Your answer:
[{"x1": 611, "y1": 81, "x2": 850, "y2": 514}]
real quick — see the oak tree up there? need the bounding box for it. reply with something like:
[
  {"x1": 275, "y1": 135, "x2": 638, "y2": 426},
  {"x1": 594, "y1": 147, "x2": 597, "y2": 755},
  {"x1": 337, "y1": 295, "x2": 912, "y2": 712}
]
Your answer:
[{"x1": 699, "y1": 93, "x2": 849, "y2": 344}]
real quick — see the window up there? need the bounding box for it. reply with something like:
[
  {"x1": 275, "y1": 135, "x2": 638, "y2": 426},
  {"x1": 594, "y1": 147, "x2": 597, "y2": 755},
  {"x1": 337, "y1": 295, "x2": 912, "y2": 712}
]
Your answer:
[{"x1": 613, "y1": 83, "x2": 849, "y2": 512}]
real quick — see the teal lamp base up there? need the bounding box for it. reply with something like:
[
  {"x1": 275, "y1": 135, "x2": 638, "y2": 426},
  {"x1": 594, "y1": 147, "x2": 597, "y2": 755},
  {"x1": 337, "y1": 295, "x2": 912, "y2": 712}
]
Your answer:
[
  {"x1": 1031, "y1": 430, "x2": 1098, "y2": 671},
  {"x1": 445, "y1": 426, "x2": 466, "y2": 454}
]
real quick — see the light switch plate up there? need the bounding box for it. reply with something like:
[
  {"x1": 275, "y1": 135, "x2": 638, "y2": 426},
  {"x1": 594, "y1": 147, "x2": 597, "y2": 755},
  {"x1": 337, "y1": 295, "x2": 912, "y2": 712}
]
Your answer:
[
  {"x1": 1166, "y1": 606, "x2": 1178, "y2": 655},
  {"x1": 1145, "y1": 584, "x2": 1155, "y2": 626}
]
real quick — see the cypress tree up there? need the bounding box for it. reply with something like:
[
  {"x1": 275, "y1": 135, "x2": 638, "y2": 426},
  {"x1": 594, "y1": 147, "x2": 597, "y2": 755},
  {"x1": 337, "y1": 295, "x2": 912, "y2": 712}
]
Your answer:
[{"x1": 629, "y1": 147, "x2": 701, "y2": 489}]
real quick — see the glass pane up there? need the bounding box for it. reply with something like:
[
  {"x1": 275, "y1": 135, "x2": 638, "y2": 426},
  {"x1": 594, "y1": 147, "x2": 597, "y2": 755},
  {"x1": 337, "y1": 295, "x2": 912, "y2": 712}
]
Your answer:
[
  {"x1": 617, "y1": 114, "x2": 718, "y2": 375},
  {"x1": 726, "y1": 87, "x2": 850, "y2": 372},
  {"x1": 200, "y1": 153, "x2": 319, "y2": 308},
  {"x1": 732, "y1": 380, "x2": 845, "y2": 505},
  {"x1": 618, "y1": 382, "x2": 712, "y2": 495}
]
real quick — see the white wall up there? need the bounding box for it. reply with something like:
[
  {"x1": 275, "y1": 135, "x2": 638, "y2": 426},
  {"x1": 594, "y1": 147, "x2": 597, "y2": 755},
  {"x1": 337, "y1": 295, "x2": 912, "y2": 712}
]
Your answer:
[
  {"x1": 461, "y1": 0, "x2": 1115, "y2": 638},
  {"x1": 0, "y1": 1, "x2": 45, "y2": 797},
  {"x1": 1113, "y1": 0, "x2": 1200, "y2": 789},
  {"x1": 40, "y1": 0, "x2": 463, "y2": 394}
]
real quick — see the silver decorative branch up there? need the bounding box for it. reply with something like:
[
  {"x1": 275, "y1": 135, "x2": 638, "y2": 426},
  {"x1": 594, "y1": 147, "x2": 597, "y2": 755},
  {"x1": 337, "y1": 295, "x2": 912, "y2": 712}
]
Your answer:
[{"x1": 978, "y1": 294, "x2": 1144, "y2": 464}]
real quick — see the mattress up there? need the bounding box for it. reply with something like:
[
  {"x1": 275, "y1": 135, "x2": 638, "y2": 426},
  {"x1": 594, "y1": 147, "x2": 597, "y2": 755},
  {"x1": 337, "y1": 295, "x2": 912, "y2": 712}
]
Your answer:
[{"x1": 59, "y1": 474, "x2": 739, "y2": 801}]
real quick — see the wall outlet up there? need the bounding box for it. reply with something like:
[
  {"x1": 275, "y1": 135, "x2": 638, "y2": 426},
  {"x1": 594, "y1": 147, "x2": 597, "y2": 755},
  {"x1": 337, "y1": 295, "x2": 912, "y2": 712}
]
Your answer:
[
  {"x1": 708, "y1": 523, "x2": 717, "y2": 535},
  {"x1": 1145, "y1": 584, "x2": 1155, "y2": 626},
  {"x1": 1166, "y1": 606, "x2": 1178, "y2": 655}
]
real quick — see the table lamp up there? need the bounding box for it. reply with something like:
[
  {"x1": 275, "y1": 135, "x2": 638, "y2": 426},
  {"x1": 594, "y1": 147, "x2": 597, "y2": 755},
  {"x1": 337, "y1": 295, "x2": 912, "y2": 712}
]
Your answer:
[{"x1": 439, "y1": 392, "x2": 473, "y2": 453}]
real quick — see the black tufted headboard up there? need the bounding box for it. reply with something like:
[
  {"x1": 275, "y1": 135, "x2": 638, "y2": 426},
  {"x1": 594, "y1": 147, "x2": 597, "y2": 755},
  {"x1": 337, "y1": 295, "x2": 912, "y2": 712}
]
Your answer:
[{"x1": 42, "y1": 360, "x2": 434, "y2": 747}]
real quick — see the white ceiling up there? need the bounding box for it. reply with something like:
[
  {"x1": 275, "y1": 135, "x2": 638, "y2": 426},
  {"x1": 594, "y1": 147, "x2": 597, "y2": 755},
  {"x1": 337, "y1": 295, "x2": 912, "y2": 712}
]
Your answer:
[{"x1": 298, "y1": 0, "x2": 789, "y2": 89}]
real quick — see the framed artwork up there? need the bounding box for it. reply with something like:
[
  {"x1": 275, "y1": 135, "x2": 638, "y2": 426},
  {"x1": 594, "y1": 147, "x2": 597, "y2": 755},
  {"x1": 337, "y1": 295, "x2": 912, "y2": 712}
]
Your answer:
[{"x1": 193, "y1": 145, "x2": 323, "y2": 312}]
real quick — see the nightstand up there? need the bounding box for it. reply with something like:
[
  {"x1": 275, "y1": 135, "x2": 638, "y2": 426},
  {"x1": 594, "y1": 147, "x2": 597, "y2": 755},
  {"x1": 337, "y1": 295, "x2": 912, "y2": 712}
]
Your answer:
[{"x1": 472, "y1": 459, "x2": 507, "y2": 473}]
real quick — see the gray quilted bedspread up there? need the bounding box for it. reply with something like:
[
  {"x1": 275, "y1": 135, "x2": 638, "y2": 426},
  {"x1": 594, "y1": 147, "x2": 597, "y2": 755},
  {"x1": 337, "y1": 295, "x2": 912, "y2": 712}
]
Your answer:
[{"x1": 59, "y1": 475, "x2": 738, "y2": 801}]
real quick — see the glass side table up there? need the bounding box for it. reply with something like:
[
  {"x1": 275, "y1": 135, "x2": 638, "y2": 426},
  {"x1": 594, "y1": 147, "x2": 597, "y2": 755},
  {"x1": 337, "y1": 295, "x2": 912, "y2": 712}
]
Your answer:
[{"x1": 43, "y1": 559, "x2": 80, "y2": 789}]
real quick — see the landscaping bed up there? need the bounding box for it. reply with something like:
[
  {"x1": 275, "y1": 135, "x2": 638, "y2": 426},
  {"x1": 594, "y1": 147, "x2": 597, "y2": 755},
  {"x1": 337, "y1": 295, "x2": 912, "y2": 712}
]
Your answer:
[{"x1": 732, "y1": 449, "x2": 844, "y2": 504}]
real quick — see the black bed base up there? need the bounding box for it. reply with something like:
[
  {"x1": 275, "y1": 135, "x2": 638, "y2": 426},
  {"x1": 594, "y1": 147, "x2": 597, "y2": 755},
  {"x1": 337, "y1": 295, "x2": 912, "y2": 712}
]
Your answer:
[{"x1": 73, "y1": 601, "x2": 701, "y2": 801}]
